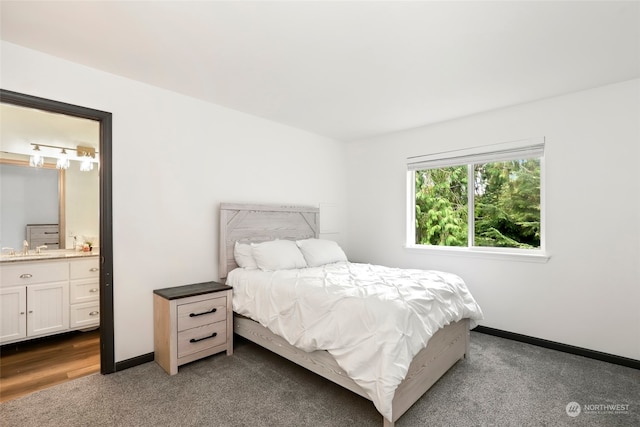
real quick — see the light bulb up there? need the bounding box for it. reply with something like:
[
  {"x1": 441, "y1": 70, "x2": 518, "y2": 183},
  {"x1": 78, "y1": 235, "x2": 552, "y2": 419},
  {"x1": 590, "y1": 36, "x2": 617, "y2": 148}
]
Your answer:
[
  {"x1": 56, "y1": 149, "x2": 70, "y2": 170},
  {"x1": 29, "y1": 145, "x2": 44, "y2": 167},
  {"x1": 80, "y1": 158, "x2": 94, "y2": 171}
]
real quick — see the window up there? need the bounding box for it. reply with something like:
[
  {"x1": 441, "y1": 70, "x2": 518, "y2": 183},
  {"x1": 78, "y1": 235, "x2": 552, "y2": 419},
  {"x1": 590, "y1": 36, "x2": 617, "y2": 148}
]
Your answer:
[{"x1": 407, "y1": 138, "x2": 545, "y2": 255}]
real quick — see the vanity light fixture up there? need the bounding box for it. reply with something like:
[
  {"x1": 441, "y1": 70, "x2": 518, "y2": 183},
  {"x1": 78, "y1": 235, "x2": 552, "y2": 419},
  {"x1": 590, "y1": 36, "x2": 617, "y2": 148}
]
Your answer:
[
  {"x1": 28, "y1": 143, "x2": 98, "y2": 171},
  {"x1": 29, "y1": 144, "x2": 45, "y2": 167}
]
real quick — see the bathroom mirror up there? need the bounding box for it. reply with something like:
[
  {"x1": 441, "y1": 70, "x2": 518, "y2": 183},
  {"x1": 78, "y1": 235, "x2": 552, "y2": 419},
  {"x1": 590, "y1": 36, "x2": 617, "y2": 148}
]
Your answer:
[
  {"x1": 0, "y1": 155, "x2": 64, "y2": 249},
  {"x1": 0, "y1": 103, "x2": 99, "y2": 251}
]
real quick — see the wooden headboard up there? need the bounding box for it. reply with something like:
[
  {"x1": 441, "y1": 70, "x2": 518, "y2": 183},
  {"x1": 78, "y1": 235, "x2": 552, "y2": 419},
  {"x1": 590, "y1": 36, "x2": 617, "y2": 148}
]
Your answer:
[{"x1": 219, "y1": 203, "x2": 320, "y2": 279}]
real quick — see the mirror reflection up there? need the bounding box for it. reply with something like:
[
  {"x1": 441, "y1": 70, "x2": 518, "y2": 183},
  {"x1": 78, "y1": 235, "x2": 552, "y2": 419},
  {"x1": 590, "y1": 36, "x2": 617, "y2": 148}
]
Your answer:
[{"x1": 0, "y1": 103, "x2": 99, "y2": 252}]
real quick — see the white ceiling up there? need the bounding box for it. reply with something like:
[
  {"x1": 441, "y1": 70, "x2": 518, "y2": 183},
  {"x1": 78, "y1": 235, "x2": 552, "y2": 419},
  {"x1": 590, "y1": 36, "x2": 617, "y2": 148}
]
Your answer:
[{"x1": 1, "y1": 1, "x2": 639, "y2": 141}]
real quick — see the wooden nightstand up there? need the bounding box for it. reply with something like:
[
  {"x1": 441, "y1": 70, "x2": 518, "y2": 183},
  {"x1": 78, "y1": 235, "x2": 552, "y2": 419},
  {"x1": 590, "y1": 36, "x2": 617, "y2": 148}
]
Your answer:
[{"x1": 153, "y1": 281, "x2": 233, "y2": 375}]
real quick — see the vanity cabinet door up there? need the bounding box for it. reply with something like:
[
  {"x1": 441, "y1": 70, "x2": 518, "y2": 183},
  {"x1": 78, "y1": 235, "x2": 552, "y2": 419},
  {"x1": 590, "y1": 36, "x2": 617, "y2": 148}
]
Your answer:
[
  {"x1": 0, "y1": 286, "x2": 27, "y2": 343},
  {"x1": 26, "y1": 282, "x2": 69, "y2": 337}
]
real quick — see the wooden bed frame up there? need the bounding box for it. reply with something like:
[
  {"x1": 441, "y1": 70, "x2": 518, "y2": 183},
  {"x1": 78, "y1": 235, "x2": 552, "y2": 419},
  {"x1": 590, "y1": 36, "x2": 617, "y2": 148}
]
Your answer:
[{"x1": 219, "y1": 203, "x2": 470, "y2": 427}]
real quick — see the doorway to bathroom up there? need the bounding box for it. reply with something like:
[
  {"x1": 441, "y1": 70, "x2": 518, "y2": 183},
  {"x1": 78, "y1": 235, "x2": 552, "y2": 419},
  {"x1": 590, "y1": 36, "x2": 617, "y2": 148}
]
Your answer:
[{"x1": 0, "y1": 90, "x2": 114, "y2": 388}]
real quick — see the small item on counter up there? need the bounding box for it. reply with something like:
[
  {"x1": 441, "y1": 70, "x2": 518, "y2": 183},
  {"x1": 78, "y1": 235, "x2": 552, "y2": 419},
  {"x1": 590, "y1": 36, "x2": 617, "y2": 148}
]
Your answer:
[{"x1": 83, "y1": 240, "x2": 93, "y2": 252}]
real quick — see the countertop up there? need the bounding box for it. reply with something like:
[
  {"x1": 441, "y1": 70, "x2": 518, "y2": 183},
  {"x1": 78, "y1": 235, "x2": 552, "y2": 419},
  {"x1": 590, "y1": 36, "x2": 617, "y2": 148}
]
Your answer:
[{"x1": 0, "y1": 249, "x2": 99, "y2": 264}]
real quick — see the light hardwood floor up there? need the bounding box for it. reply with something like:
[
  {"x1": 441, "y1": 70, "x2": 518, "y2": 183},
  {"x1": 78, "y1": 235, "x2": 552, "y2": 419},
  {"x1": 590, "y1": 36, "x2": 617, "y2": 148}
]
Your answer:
[{"x1": 0, "y1": 329, "x2": 100, "y2": 403}]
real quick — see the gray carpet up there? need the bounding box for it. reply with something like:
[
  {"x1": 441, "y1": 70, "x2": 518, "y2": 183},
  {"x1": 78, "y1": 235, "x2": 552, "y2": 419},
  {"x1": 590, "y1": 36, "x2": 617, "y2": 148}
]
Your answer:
[{"x1": 1, "y1": 332, "x2": 638, "y2": 426}]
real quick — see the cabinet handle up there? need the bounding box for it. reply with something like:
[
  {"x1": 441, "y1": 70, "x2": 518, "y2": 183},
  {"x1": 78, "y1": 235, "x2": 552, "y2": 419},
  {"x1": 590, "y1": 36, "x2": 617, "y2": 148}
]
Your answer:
[
  {"x1": 89, "y1": 268, "x2": 99, "y2": 272},
  {"x1": 89, "y1": 311, "x2": 99, "y2": 316},
  {"x1": 28, "y1": 310, "x2": 33, "y2": 314},
  {"x1": 20, "y1": 274, "x2": 33, "y2": 279},
  {"x1": 189, "y1": 308, "x2": 217, "y2": 317},
  {"x1": 89, "y1": 288, "x2": 99, "y2": 293},
  {"x1": 20, "y1": 311, "x2": 25, "y2": 315},
  {"x1": 189, "y1": 332, "x2": 217, "y2": 343}
]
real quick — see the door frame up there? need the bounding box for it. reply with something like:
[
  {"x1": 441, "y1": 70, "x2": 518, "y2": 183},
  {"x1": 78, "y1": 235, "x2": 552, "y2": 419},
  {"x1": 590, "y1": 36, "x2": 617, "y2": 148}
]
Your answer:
[{"x1": 1, "y1": 89, "x2": 115, "y2": 374}]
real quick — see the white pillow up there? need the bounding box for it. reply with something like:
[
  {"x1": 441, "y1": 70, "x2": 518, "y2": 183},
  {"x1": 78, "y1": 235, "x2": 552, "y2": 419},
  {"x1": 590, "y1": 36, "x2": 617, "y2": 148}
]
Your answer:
[
  {"x1": 234, "y1": 241, "x2": 258, "y2": 269},
  {"x1": 251, "y1": 240, "x2": 308, "y2": 271},
  {"x1": 296, "y1": 238, "x2": 348, "y2": 267}
]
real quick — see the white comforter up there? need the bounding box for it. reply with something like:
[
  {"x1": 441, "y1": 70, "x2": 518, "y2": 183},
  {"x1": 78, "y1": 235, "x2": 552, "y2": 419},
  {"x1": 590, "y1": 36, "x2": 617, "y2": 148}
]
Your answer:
[{"x1": 227, "y1": 262, "x2": 483, "y2": 420}]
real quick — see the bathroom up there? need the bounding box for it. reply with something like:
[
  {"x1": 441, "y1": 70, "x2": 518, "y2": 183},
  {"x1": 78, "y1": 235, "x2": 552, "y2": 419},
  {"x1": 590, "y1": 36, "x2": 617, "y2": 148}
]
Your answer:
[{"x1": 0, "y1": 102, "x2": 100, "y2": 400}]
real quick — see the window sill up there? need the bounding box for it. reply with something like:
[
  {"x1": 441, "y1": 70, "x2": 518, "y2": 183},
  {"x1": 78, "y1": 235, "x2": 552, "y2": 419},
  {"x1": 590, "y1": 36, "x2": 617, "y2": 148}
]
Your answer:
[{"x1": 404, "y1": 244, "x2": 550, "y2": 263}]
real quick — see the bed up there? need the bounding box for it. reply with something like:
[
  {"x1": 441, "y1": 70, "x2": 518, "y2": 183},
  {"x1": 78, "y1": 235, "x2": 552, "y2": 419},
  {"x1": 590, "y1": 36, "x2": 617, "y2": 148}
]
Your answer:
[{"x1": 219, "y1": 203, "x2": 483, "y2": 427}]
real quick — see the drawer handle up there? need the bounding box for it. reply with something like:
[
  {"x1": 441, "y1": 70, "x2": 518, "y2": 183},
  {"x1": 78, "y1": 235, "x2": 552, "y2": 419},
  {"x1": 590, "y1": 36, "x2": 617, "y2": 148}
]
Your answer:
[
  {"x1": 190, "y1": 332, "x2": 217, "y2": 343},
  {"x1": 189, "y1": 308, "x2": 217, "y2": 317},
  {"x1": 89, "y1": 311, "x2": 99, "y2": 316},
  {"x1": 89, "y1": 268, "x2": 99, "y2": 272},
  {"x1": 20, "y1": 274, "x2": 33, "y2": 279},
  {"x1": 89, "y1": 288, "x2": 99, "y2": 293}
]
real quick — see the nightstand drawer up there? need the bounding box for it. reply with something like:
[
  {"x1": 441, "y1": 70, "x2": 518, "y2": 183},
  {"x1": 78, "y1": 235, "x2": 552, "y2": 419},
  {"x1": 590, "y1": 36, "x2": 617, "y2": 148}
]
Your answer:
[
  {"x1": 177, "y1": 321, "x2": 227, "y2": 358},
  {"x1": 177, "y1": 296, "x2": 226, "y2": 331}
]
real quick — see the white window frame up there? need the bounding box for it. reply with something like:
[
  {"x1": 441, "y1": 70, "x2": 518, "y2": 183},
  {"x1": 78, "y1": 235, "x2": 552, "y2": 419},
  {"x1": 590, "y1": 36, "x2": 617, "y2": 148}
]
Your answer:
[{"x1": 406, "y1": 138, "x2": 549, "y2": 263}]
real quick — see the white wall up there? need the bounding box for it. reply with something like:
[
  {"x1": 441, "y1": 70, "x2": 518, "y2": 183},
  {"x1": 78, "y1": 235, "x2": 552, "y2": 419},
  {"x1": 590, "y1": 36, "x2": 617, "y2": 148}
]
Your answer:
[
  {"x1": 1, "y1": 41, "x2": 348, "y2": 362},
  {"x1": 346, "y1": 79, "x2": 640, "y2": 360},
  {"x1": 65, "y1": 165, "x2": 99, "y2": 249}
]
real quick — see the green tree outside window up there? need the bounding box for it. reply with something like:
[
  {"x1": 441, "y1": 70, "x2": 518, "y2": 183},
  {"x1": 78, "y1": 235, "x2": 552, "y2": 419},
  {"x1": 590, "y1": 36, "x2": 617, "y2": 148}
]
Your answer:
[{"x1": 415, "y1": 158, "x2": 541, "y2": 249}]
